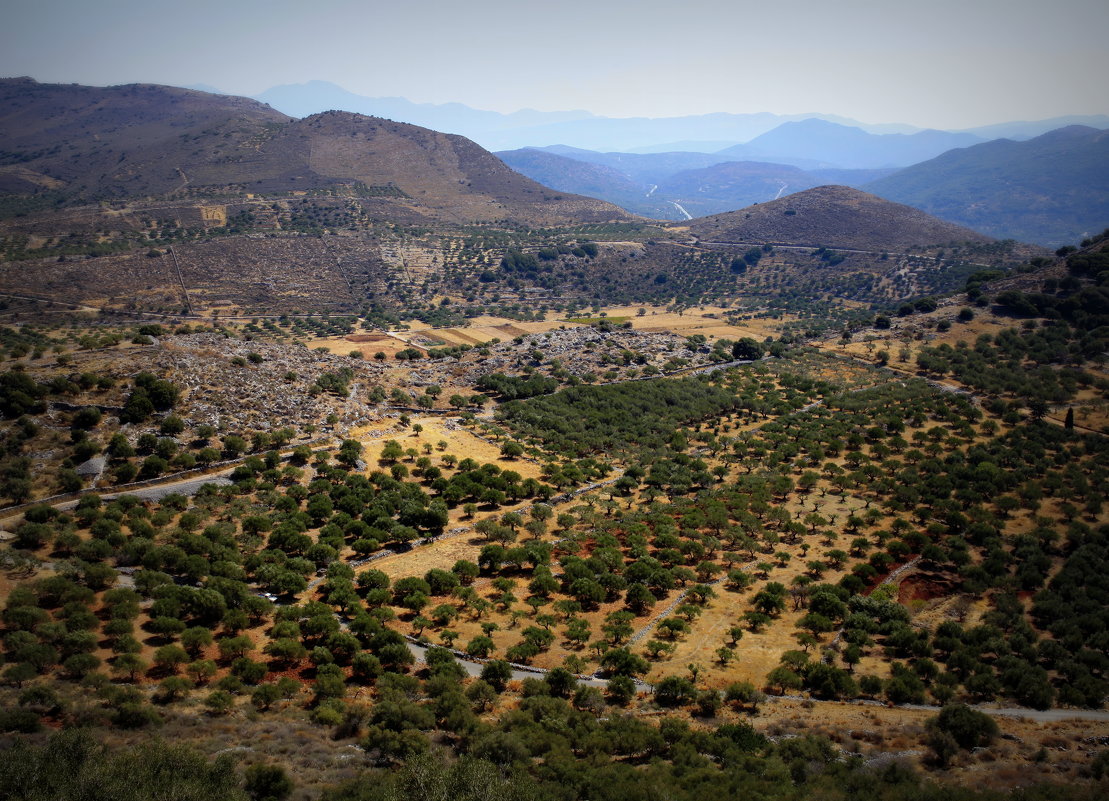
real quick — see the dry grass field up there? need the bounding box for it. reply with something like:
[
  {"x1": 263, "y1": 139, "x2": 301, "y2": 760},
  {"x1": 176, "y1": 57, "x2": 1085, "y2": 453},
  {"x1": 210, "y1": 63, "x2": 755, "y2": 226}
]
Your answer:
[{"x1": 308, "y1": 306, "x2": 794, "y2": 355}]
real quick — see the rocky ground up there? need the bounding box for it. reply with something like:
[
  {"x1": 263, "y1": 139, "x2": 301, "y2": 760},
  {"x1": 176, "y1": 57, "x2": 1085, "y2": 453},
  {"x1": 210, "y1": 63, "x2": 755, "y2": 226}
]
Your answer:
[
  {"x1": 407, "y1": 326, "x2": 718, "y2": 390},
  {"x1": 157, "y1": 333, "x2": 387, "y2": 433}
]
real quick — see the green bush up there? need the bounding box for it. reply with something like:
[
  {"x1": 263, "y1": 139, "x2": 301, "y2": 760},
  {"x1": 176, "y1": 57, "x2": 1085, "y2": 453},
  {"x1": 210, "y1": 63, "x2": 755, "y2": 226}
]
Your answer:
[{"x1": 928, "y1": 703, "x2": 999, "y2": 750}]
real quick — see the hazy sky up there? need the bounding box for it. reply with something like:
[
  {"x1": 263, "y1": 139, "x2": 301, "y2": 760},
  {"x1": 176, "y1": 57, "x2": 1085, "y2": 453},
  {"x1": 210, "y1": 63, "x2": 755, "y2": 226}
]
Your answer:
[{"x1": 3, "y1": 0, "x2": 1107, "y2": 128}]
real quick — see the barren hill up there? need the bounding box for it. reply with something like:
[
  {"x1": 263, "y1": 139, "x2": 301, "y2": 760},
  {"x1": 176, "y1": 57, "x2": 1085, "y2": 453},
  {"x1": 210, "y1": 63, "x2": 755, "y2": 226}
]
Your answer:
[
  {"x1": 0, "y1": 78, "x2": 627, "y2": 226},
  {"x1": 683, "y1": 185, "x2": 995, "y2": 252},
  {"x1": 0, "y1": 78, "x2": 288, "y2": 197}
]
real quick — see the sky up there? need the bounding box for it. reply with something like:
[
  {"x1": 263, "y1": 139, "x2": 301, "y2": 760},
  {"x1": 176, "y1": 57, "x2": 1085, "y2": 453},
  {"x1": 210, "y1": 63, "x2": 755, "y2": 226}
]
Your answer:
[{"x1": 2, "y1": 0, "x2": 1107, "y2": 129}]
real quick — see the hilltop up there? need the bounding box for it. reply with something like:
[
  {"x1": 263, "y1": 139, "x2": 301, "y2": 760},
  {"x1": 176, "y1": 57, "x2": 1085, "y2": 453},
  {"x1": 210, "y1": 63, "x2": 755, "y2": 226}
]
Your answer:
[
  {"x1": 0, "y1": 77, "x2": 287, "y2": 199},
  {"x1": 683, "y1": 185, "x2": 996, "y2": 252}
]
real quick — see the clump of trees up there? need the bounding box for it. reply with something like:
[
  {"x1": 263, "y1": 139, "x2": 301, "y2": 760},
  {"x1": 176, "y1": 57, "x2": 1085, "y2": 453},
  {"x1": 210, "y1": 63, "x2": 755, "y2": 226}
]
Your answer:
[
  {"x1": 476, "y1": 373, "x2": 559, "y2": 401},
  {"x1": 120, "y1": 373, "x2": 179, "y2": 423},
  {"x1": 498, "y1": 376, "x2": 739, "y2": 456}
]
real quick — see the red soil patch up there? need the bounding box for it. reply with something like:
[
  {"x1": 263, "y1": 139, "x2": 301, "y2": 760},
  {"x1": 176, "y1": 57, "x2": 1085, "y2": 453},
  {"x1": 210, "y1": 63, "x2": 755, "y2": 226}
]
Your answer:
[
  {"x1": 898, "y1": 573, "x2": 958, "y2": 603},
  {"x1": 263, "y1": 658, "x2": 352, "y2": 688}
]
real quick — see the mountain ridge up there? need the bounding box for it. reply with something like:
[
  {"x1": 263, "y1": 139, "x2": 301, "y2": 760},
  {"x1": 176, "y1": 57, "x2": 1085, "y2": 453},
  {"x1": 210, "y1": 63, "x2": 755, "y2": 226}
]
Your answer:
[
  {"x1": 498, "y1": 146, "x2": 898, "y2": 221},
  {"x1": 865, "y1": 125, "x2": 1109, "y2": 246},
  {"x1": 243, "y1": 79, "x2": 1109, "y2": 153},
  {"x1": 718, "y1": 119, "x2": 986, "y2": 170},
  {"x1": 249, "y1": 80, "x2": 914, "y2": 152},
  {"x1": 0, "y1": 78, "x2": 629, "y2": 227},
  {"x1": 494, "y1": 148, "x2": 677, "y2": 219}
]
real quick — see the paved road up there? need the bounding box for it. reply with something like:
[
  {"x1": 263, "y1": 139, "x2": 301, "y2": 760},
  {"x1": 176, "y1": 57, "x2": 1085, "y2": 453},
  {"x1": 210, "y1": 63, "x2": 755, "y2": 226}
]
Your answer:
[
  {"x1": 406, "y1": 640, "x2": 611, "y2": 688},
  {"x1": 408, "y1": 637, "x2": 1109, "y2": 722},
  {"x1": 47, "y1": 473, "x2": 235, "y2": 513},
  {"x1": 401, "y1": 642, "x2": 1109, "y2": 722},
  {"x1": 897, "y1": 702, "x2": 1109, "y2": 724}
]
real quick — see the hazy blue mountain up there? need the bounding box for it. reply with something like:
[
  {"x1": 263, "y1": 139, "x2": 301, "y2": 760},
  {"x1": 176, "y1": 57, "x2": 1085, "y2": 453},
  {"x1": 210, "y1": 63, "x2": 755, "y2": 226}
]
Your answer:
[
  {"x1": 243, "y1": 80, "x2": 1107, "y2": 159},
  {"x1": 255, "y1": 80, "x2": 595, "y2": 142},
  {"x1": 958, "y1": 115, "x2": 1109, "y2": 141},
  {"x1": 653, "y1": 162, "x2": 900, "y2": 219},
  {"x1": 807, "y1": 167, "x2": 899, "y2": 186},
  {"x1": 464, "y1": 111, "x2": 891, "y2": 152},
  {"x1": 700, "y1": 144, "x2": 831, "y2": 171},
  {"x1": 865, "y1": 126, "x2": 1109, "y2": 246},
  {"x1": 496, "y1": 149, "x2": 680, "y2": 219},
  {"x1": 718, "y1": 119, "x2": 986, "y2": 169},
  {"x1": 249, "y1": 81, "x2": 904, "y2": 152},
  {"x1": 653, "y1": 161, "x2": 823, "y2": 218},
  {"x1": 625, "y1": 140, "x2": 749, "y2": 154},
  {"x1": 528, "y1": 146, "x2": 736, "y2": 183},
  {"x1": 497, "y1": 143, "x2": 901, "y2": 221}
]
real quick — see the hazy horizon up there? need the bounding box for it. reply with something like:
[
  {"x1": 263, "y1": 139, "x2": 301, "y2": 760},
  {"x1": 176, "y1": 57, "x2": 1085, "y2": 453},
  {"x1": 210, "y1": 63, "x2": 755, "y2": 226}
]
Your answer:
[
  {"x1": 191, "y1": 78, "x2": 1109, "y2": 132},
  {"x1": 2, "y1": 0, "x2": 1108, "y2": 130}
]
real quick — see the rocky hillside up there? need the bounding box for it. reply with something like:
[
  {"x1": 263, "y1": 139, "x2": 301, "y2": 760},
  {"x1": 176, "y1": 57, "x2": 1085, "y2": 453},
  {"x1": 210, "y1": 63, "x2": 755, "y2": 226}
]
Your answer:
[
  {"x1": 0, "y1": 78, "x2": 288, "y2": 197},
  {"x1": 0, "y1": 78, "x2": 628, "y2": 226}
]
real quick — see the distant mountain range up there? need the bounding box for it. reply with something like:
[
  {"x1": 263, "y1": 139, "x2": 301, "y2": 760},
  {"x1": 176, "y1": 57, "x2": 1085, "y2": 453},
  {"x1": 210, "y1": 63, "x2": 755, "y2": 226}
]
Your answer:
[
  {"x1": 490, "y1": 149, "x2": 679, "y2": 219},
  {"x1": 716, "y1": 119, "x2": 985, "y2": 170},
  {"x1": 865, "y1": 126, "x2": 1109, "y2": 247},
  {"x1": 656, "y1": 162, "x2": 896, "y2": 220},
  {"x1": 245, "y1": 80, "x2": 1109, "y2": 155},
  {"x1": 497, "y1": 146, "x2": 895, "y2": 220},
  {"x1": 253, "y1": 81, "x2": 596, "y2": 150},
  {"x1": 251, "y1": 81, "x2": 911, "y2": 152},
  {"x1": 498, "y1": 123, "x2": 1109, "y2": 245}
]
